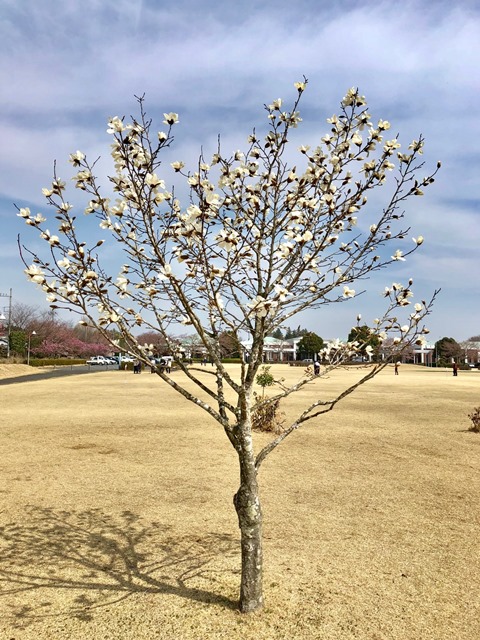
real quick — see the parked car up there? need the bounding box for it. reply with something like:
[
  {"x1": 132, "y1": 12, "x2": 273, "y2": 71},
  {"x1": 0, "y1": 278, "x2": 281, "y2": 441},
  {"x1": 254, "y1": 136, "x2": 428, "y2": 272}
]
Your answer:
[{"x1": 86, "y1": 356, "x2": 109, "y2": 365}]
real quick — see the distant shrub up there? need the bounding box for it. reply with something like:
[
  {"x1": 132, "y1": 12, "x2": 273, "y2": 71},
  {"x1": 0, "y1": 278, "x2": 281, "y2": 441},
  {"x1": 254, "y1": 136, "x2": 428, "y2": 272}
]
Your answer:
[
  {"x1": 467, "y1": 407, "x2": 480, "y2": 433},
  {"x1": 29, "y1": 358, "x2": 86, "y2": 367}
]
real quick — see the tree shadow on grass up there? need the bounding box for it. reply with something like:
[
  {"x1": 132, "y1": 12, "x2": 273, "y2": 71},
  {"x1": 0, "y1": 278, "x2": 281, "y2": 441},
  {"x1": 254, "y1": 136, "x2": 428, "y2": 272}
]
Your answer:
[{"x1": 0, "y1": 506, "x2": 239, "y2": 629}]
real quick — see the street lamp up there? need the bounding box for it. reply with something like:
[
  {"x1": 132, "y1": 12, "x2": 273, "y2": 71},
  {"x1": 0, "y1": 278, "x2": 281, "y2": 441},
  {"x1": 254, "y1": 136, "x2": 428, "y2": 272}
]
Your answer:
[{"x1": 27, "y1": 330, "x2": 37, "y2": 366}]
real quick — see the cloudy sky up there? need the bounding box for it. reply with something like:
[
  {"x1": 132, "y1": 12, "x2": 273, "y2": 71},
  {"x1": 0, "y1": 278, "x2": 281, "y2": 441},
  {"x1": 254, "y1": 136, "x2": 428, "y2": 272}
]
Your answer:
[{"x1": 1, "y1": 0, "x2": 479, "y2": 341}]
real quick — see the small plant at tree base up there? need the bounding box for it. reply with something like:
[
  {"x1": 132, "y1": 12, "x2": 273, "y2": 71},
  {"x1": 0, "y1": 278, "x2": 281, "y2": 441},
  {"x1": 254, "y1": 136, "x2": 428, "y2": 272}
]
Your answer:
[
  {"x1": 252, "y1": 394, "x2": 285, "y2": 434},
  {"x1": 256, "y1": 365, "x2": 275, "y2": 398},
  {"x1": 253, "y1": 366, "x2": 283, "y2": 432},
  {"x1": 467, "y1": 407, "x2": 480, "y2": 433}
]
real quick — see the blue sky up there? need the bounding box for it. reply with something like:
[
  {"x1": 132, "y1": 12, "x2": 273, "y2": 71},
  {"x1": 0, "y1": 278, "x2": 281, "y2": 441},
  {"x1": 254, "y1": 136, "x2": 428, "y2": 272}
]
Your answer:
[{"x1": 1, "y1": 0, "x2": 479, "y2": 341}]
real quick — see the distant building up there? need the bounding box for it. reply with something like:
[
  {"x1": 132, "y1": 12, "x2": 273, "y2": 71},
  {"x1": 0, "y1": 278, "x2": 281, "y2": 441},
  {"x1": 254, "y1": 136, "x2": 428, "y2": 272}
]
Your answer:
[
  {"x1": 241, "y1": 336, "x2": 303, "y2": 362},
  {"x1": 460, "y1": 341, "x2": 480, "y2": 365},
  {"x1": 408, "y1": 342, "x2": 435, "y2": 365}
]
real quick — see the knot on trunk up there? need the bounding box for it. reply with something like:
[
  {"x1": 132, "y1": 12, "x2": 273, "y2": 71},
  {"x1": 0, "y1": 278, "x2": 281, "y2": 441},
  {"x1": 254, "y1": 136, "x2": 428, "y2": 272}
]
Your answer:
[{"x1": 233, "y1": 487, "x2": 262, "y2": 530}]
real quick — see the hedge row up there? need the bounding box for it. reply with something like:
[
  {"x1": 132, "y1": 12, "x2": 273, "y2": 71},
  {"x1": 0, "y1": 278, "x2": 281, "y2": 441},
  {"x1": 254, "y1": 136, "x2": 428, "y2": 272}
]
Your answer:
[{"x1": 29, "y1": 358, "x2": 86, "y2": 367}]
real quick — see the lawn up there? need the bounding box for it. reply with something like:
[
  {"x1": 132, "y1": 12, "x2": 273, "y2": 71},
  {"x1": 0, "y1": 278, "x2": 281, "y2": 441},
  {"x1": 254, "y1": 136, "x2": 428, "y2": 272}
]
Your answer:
[{"x1": 0, "y1": 363, "x2": 479, "y2": 639}]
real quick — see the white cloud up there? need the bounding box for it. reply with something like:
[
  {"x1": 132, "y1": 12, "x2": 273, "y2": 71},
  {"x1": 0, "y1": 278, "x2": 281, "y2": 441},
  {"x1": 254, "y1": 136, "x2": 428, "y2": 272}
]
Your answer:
[{"x1": 1, "y1": 0, "x2": 479, "y2": 338}]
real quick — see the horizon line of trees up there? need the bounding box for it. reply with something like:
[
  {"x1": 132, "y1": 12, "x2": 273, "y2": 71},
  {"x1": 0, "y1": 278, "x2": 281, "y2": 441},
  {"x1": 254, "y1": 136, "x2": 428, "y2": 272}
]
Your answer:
[{"x1": 1, "y1": 303, "x2": 478, "y2": 364}]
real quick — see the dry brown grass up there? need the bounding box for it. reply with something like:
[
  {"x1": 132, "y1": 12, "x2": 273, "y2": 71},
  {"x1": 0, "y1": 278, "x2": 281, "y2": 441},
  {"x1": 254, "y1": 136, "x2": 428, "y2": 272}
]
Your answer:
[{"x1": 1, "y1": 363, "x2": 479, "y2": 639}]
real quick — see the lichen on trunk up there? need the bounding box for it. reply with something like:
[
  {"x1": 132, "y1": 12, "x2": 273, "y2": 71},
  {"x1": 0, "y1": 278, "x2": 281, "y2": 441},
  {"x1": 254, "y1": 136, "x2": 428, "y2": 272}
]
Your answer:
[{"x1": 233, "y1": 414, "x2": 263, "y2": 613}]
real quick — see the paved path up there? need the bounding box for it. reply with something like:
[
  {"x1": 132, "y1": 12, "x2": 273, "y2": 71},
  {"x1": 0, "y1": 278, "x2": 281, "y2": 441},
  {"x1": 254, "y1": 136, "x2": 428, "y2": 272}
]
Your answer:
[{"x1": 0, "y1": 365, "x2": 120, "y2": 386}]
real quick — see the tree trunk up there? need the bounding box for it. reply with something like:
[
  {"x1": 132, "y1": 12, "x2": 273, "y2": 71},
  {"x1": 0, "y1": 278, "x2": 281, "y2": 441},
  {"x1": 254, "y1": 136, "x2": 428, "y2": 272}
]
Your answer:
[{"x1": 234, "y1": 441, "x2": 263, "y2": 613}]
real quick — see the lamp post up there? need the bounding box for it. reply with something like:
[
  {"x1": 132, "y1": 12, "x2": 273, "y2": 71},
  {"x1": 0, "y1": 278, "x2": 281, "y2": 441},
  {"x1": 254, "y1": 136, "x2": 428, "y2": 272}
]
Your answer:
[
  {"x1": 0, "y1": 288, "x2": 12, "y2": 358},
  {"x1": 27, "y1": 330, "x2": 37, "y2": 366}
]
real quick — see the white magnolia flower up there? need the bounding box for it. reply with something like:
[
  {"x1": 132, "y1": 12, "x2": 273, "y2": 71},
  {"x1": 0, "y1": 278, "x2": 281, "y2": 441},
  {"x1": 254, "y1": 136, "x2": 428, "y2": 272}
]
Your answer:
[
  {"x1": 275, "y1": 241, "x2": 294, "y2": 258},
  {"x1": 171, "y1": 161, "x2": 185, "y2": 172},
  {"x1": 209, "y1": 266, "x2": 225, "y2": 279},
  {"x1": 409, "y1": 139, "x2": 424, "y2": 154},
  {"x1": 163, "y1": 112, "x2": 179, "y2": 125},
  {"x1": 116, "y1": 276, "x2": 129, "y2": 291},
  {"x1": 294, "y1": 81, "x2": 306, "y2": 92},
  {"x1": 413, "y1": 236, "x2": 424, "y2": 245},
  {"x1": 40, "y1": 229, "x2": 53, "y2": 241},
  {"x1": 99, "y1": 218, "x2": 113, "y2": 230},
  {"x1": 274, "y1": 284, "x2": 291, "y2": 302},
  {"x1": 69, "y1": 150, "x2": 85, "y2": 166},
  {"x1": 107, "y1": 116, "x2": 125, "y2": 134},
  {"x1": 351, "y1": 132, "x2": 362, "y2": 146},
  {"x1": 400, "y1": 325, "x2": 410, "y2": 333},
  {"x1": 17, "y1": 207, "x2": 31, "y2": 219},
  {"x1": 145, "y1": 173, "x2": 165, "y2": 188},
  {"x1": 25, "y1": 264, "x2": 45, "y2": 284},
  {"x1": 247, "y1": 295, "x2": 278, "y2": 319},
  {"x1": 384, "y1": 139, "x2": 401, "y2": 153},
  {"x1": 343, "y1": 286, "x2": 355, "y2": 298},
  {"x1": 158, "y1": 264, "x2": 173, "y2": 281},
  {"x1": 269, "y1": 98, "x2": 282, "y2": 110},
  {"x1": 59, "y1": 282, "x2": 78, "y2": 301},
  {"x1": 215, "y1": 293, "x2": 224, "y2": 311},
  {"x1": 216, "y1": 229, "x2": 240, "y2": 252},
  {"x1": 391, "y1": 250, "x2": 406, "y2": 261}
]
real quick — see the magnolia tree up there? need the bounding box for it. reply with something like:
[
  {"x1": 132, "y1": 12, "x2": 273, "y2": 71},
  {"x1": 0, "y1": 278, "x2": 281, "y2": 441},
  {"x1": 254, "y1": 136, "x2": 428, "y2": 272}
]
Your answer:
[{"x1": 19, "y1": 80, "x2": 439, "y2": 613}]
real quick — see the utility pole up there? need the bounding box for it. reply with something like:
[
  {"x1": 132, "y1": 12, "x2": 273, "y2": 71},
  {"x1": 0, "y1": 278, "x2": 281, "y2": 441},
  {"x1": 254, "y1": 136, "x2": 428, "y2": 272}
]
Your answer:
[{"x1": 0, "y1": 288, "x2": 12, "y2": 358}]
